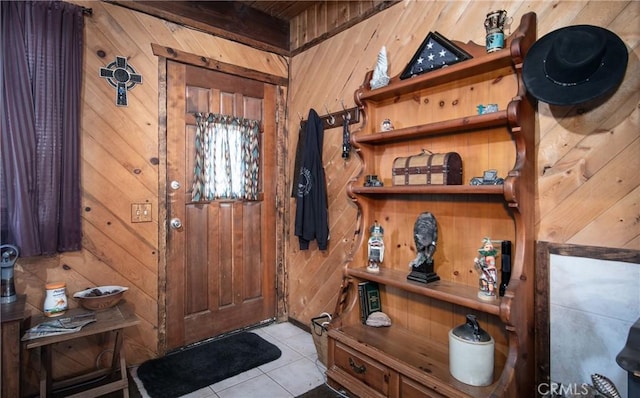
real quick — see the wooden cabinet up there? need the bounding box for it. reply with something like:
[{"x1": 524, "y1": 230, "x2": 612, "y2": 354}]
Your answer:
[
  {"x1": 1, "y1": 295, "x2": 27, "y2": 398},
  {"x1": 326, "y1": 13, "x2": 537, "y2": 398}
]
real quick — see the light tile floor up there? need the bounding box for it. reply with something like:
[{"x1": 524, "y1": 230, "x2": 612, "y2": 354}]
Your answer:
[{"x1": 131, "y1": 322, "x2": 329, "y2": 398}]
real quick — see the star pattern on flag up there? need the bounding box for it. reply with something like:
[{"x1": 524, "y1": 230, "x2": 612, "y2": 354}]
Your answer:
[
  {"x1": 411, "y1": 38, "x2": 458, "y2": 72},
  {"x1": 401, "y1": 32, "x2": 473, "y2": 80}
]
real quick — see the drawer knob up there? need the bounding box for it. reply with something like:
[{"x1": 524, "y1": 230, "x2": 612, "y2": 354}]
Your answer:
[{"x1": 349, "y1": 357, "x2": 367, "y2": 374}]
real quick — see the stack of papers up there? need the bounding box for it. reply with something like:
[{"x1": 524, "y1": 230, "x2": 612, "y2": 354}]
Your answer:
[{"x1": 22, "y1": 312, "x2": 97, "y2": 341}]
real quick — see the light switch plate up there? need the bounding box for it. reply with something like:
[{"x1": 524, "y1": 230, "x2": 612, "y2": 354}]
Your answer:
[{"x1": 131, "y1": 203, "x2": 152, "y2": 223}]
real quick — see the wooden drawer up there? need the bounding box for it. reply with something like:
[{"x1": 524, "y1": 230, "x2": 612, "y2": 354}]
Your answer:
[
  {"x1": 334, "y1": 342, "x2": 390, "y2": 395},
  {"x1": 400, "y1": 376, "x2": 448, "y2": 398}
]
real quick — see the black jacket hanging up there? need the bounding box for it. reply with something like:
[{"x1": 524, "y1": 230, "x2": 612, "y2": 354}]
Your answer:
[{"x1": 294, "y1": 109, "x2": 329, "y2": 250}]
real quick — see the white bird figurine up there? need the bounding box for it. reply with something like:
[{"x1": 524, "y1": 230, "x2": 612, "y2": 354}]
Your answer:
[{"x1": 370, "y1": 46, "x2": 390, "y2": 89}]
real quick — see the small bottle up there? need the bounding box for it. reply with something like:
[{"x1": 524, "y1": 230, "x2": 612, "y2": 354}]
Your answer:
[
  {"x1": 44, "y1": 282, "x2": 68, "y2": 317},
  {"x1": 499, "y1": 241, "x2": 512, "y2": 297}
]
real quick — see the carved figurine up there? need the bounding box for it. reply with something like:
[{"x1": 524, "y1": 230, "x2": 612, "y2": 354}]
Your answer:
[
  {"x1": 367, "y1": 221, "x2": 384, "y2": 273},
  {"x1": 474, "y1": 237, "x2": 498, "y2": 300},
  {"x1": 370, "y1": 46, "x2": 390, "y2": 89},
  {"x1": 380, "y1": 118, "x2": 394, "y2": 131},
  {"x1": 407, "y1": 212, "x2": 440, "y2": 283}
]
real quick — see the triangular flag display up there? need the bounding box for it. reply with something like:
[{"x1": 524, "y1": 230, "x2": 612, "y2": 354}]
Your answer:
[{"x1": 400, "y1": 32, "x2": 472, "y2": 80}]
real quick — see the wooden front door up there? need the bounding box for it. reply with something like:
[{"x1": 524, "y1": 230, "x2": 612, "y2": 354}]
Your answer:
[{"x1": 166, "y1": 61, "x2": 277, "y2": 350}]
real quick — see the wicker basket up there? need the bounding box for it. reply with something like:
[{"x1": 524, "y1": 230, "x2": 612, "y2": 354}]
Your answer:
[{"x1": 311, "y1": 313, "x2": 331, "y2": 367}]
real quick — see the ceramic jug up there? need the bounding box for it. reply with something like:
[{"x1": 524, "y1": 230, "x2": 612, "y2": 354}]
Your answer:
[{"x1": 449, "y1": 314, "x2": 495, "y2": 386}]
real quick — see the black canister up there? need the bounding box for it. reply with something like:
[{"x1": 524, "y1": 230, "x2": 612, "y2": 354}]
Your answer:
[{"x1": 0, "y1": 245, "x2": 19, "y2": 304}]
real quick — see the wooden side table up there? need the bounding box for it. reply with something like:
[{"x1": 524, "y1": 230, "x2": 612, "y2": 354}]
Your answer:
[
  {"x1": 23, "y1": 302, "x2": 140, "y2": 398},
  {"x1": 1, "y1": 295, "x2": 27, "y2": 398}
]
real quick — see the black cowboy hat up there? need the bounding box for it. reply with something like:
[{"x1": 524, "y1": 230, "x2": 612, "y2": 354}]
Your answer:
[{"x1": 522, "y1": 25, "x2": 628, "y2": 106}]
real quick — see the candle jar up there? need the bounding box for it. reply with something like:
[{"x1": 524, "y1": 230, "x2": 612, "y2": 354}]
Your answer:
[
  {"x1": 484, "y1": 10, "x2": 508, "y2": 53},
  {"x1": 44, "y1": 282, "x2": 68, "y2": 317}
]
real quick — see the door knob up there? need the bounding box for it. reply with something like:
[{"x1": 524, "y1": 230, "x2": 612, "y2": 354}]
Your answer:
[
  {"x1": 170, "y1": 218, "x2": 183, "y2": 230},
  {"x1": 170, "y1": 180, "x2": 181, "y2": 190}
]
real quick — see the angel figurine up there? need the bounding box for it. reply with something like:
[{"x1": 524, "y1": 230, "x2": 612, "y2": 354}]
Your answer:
[{"x1": 474, "y1": 237, "x2": 498, "y2": 300}]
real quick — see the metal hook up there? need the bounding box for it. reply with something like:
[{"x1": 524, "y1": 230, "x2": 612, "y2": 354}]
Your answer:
[
  {"x1": 341, "y1": 99, "x2": 351, "y2": 121},
  {"x1": 324, "y1": 104, "x2": 336, "y2": 125}
]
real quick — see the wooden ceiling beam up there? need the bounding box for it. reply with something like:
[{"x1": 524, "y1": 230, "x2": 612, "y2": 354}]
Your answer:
[
  {"x1": 239, "y1": 1, "x2": 322, "y2": 20},
  {"x1": 106, "y1": 0, "x2": 290, "y2": 55}
]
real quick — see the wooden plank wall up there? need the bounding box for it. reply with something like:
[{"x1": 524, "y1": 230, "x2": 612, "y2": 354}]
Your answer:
[
  {"x1": 16, "y1": 1, "x2": 287, "y2": 392},
  {"x1": 286, "y1": 0, "x2": 639, "y2": 329},
  {"x1": 289, "y1": 0, "x2": 396, "y2": 52}
]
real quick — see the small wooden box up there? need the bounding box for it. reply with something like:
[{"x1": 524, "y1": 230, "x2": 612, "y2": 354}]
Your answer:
[{"x1": 392, "y1": 150, "x2": 462, "y2": 185}]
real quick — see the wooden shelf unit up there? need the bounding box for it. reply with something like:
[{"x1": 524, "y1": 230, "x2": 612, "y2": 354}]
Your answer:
[
  {"x1": 330, "y1": 323, "x2": 504, "y2": 398},
  {"x1": 326, "y1": 12, "x2": 537, "y2": 398},
  {"x1": 356, "y1": 49, "x2": 519, "y2": 103}
]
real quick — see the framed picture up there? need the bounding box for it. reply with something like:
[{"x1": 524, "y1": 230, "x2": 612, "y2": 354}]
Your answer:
[{"x1": 400, "y1": 31, "x2": 473, "y2": 80}]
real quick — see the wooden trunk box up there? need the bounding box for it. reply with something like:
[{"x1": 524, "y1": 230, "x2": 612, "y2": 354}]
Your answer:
[{"x1": 392, "y1": 151, "x2": 462, "y2": 185}]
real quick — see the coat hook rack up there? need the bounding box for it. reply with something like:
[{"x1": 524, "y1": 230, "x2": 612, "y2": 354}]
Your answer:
[{"x1": 300, "y1": 106, "x2": 360, "y2": 129}]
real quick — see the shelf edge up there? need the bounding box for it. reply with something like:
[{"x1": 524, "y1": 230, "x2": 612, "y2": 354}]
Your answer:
[{"x1": 347, "y1": 267, "x2": 501, "y2": 315}]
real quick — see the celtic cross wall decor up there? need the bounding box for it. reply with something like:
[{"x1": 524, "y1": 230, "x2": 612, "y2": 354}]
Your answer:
[{"x1": 99, "y1": 56, "x2": 142, "y2": 106}]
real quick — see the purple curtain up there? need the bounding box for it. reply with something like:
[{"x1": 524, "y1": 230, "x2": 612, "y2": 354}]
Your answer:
[{"x1": 0, "y1": 1, "x2": 83, "y2": 256}]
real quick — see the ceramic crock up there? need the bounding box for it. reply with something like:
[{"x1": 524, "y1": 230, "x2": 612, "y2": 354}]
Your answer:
[{"x1": 449, "y1": 314, "x2": 495, "y2": 386}]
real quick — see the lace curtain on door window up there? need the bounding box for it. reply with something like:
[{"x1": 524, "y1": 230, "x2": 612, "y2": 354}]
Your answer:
[{"x1": 192, "y1": 114, "x2": 260, "y2": 201}]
